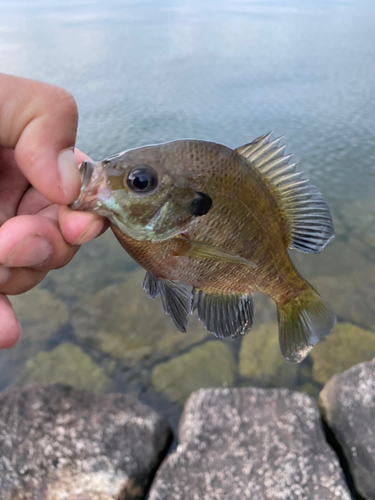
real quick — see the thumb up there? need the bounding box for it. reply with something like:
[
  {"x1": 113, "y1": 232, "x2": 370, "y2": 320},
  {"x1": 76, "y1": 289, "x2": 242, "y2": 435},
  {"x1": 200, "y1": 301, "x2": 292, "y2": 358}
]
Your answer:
[{"x1": 0, "y1": 73, "x2": 82, "y2": 205}]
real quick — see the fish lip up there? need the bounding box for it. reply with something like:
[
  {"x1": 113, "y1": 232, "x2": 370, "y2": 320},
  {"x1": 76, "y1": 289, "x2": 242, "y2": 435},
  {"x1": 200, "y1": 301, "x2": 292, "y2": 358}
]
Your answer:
[
  {"x1": 80, "y1": 160, "x2": 94, "y2": 191},
  {"x1": 69, "y1": 160, "x2": 95, "y2": 211}
]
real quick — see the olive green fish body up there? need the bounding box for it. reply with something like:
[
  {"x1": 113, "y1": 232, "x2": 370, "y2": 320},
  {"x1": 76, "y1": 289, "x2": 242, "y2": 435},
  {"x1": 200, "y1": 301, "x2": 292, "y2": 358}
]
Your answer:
[{"x1": 71, "y1": 134, "x2": 336, "y2": 362}]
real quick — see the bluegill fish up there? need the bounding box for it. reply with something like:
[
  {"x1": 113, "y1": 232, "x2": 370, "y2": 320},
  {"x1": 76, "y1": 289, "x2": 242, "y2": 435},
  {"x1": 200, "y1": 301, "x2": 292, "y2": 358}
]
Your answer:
[{"x1": 70, "y1": 134, "x2": 335, "y2": 363}]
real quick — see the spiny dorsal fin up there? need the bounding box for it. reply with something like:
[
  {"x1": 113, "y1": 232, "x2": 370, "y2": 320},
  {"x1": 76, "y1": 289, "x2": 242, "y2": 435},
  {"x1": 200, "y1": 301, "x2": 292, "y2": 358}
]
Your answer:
[
  {"x1": 193, "y1": 289, "x2": 254, "y2": 339},
  {"x1": 235, "y1": 133, "x2": 334, "y2": 254}
]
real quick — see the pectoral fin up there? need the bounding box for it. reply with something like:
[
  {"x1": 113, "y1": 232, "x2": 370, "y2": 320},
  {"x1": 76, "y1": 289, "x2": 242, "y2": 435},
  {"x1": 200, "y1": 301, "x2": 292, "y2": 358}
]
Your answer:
[{"x1": 175, "y1": 239, "x2": 256, "y2": 268}]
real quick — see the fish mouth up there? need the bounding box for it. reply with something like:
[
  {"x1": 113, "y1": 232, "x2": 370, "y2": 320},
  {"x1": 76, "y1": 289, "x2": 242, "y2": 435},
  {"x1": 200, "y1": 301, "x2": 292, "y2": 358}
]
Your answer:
[
  {"x1": 69, "y1": 160, "x2": 105, "y2": 212},
  {"x1": 80, "y1": 160, "x2": 94, "y2": 192}
]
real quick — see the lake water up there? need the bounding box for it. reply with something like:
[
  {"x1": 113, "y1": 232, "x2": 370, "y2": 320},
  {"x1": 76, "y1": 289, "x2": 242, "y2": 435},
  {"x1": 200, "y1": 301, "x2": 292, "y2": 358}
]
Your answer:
[{"x1": 1, "y1": 0, "x2": 375, "y2": 431}]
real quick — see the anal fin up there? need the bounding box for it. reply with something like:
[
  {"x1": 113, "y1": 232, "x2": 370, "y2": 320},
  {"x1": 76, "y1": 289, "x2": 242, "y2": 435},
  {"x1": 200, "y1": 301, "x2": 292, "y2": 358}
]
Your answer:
[{"x1": 194, "y1": 289, "x2": 254, "y2": 339}]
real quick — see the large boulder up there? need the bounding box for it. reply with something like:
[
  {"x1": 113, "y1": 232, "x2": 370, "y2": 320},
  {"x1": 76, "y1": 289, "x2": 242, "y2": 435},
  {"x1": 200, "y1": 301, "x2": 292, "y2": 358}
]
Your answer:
[
  {"x1": 148, "y1": 387, "x2": 351, "y2": 500},
  {"x1": 0, "y1": 384, "x2": 172, "y2": 500},
  {"x1": 319, "y1": 357, "x2": 375, "y2": 500}
]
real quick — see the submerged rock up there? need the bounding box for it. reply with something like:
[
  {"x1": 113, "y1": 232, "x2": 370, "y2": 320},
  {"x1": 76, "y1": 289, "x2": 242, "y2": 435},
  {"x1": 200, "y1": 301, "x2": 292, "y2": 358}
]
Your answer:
[
  {"x1": 334, "y1": 197, "x2": 375, "y2": 258},
  {"x1": 0, "y1": 289, "x2": 69, "y2": 390},
  {"x1": 148, "y1": 387, "x2": 351, "y2": 500},
  {"x1": 71, "y1": 268, "x2": 209, "y2": 366},
  {"x1": 14, "y1": 343, "x2": 111, "y2": 393},
  {"x1": 319, "y1": 357, "x2": 375, "y2": 500},
  {"x1": 291, "y1": 239, "x2": 372, "y2": 281},
  {"x1": 239, "y1": 323, "x2": 298, "y2": 388},
  {"x1": 311, "y1": 322, "x2": 375, "y2": 384},
  {"x1": 312, "y1": 269, "x2": 375, "y2": 330},
  {"x1": 295, "y1": 382, "x2": 321, "y2": 399},
  {"x1": 42, "y1": 231, "x2": 138, "y2": 303},
  {"x1": 151, "y1": 341, "x2": 236, "y2": 405},
  {"x1": 252, "y1": 292, "x2": 276, "y2": 325},
  {"x1": 9, "y1": 288, "x2": 69, "y2": 342},
  {"x1": 0, "y1": 384, "x2": 171, "y2": 500}
]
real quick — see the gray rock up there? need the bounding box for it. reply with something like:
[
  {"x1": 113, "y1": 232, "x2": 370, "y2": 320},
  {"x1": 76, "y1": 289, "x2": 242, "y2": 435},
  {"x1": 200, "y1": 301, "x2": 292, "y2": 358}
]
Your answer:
[
  {"x1": 148, "y1": 387, "x2": 351, "y2": 500},
  {"x1": 0, "y1": 384, "x2": 172, "y2": 500},
  {"x1": 319, "y1": 357, "x2": 375, "y2": 500}
]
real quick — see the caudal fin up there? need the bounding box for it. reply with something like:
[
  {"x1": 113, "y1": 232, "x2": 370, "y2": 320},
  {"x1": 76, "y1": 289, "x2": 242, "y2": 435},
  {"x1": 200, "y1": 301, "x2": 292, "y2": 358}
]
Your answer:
[{"x1": 277, "y1": 286, "x2": 336, "y2": 363}]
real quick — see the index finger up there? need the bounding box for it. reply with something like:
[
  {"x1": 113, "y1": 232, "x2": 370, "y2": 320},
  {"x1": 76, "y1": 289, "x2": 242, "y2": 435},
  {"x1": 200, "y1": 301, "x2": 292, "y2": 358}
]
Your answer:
[{"x1": 0, "y1": 73, "x2": 82, "y2": 205}]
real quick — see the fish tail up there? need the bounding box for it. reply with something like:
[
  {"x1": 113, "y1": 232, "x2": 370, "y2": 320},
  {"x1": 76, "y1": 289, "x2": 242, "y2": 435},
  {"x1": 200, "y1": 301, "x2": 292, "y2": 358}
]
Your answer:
[{"x1": 277, "y1": 285, "x2": 336, "y2": 363}]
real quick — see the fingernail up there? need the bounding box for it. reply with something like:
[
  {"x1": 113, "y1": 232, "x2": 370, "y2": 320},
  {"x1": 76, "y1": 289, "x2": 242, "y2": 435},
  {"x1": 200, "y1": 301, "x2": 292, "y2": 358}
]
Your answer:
[
  {"x1": 5, "y1": 234, "x2": 52, "y2": 268},
  {"x1": 0, "y1": 265, "x2": 10, "y2": 285},
  {"x1": 58, "y1": 148, "x2": 81, "y2": 201},
  {"x1": 73, "y1": 218, "x2": 104, "y2": 245}
]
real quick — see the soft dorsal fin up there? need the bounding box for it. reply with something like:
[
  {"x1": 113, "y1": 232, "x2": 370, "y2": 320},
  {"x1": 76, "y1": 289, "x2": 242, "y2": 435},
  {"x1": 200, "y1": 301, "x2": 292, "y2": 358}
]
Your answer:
[{"x1": 235, "y1": 133, "x2": 334, "y2": 254}]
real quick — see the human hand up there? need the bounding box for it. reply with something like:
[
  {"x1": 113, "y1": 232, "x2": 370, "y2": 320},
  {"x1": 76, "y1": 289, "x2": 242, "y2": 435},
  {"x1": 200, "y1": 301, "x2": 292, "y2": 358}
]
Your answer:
[{"x1": 0, "y1": 73, "x2": 108, "y2": 348}]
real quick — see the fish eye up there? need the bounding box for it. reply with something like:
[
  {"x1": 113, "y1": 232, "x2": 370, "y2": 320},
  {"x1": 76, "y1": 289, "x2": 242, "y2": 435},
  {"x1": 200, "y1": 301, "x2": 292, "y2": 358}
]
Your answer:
[
  {"x1": 189, "y1": 192, "x2": 212, "y2": 216},
  {"x1": 126, "y1": 165, "x2": 158, "y2": 193}
]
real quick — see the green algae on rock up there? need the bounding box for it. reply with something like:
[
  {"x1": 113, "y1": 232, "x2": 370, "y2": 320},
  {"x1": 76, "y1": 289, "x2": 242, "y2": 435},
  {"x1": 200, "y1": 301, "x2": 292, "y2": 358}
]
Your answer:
[
  {"x1": 311, "y1": 323, "x2": 375, "y2": 385},
  {"x1": 14, "y1": 343, "x2": 110, "y2": 393},
  {"x1": 239, "y1": 323, "x2": 298, "y2": 388},
  {"x1": 71, "y1": 268, "x2": 209, "y2": 366},
  {"x1": 9, "y1": 288, "x2": 68, "y2": 342},
  {"x1": 151, "y1": 341, "x2": 236, "y2": 405}
]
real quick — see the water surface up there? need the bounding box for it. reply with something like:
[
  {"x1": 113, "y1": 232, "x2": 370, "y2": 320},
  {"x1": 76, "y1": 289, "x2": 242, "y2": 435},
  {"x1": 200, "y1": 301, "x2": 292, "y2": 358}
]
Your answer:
[{"x1": 1, "y1": 0, "x2": 375, "y2": 431}]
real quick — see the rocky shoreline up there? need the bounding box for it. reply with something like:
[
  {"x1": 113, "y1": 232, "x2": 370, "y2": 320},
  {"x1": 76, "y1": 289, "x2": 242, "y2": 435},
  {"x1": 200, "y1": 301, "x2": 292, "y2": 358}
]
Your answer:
[{"x1": 0, "y1": 357, "x2": 374, "y2": 499}]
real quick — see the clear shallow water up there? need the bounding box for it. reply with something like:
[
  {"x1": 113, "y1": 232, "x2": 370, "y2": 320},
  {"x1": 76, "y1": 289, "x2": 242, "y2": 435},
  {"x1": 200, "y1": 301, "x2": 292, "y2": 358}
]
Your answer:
[{"x1": 1, "y1": 0, "x2": 375, "y2": 430}]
